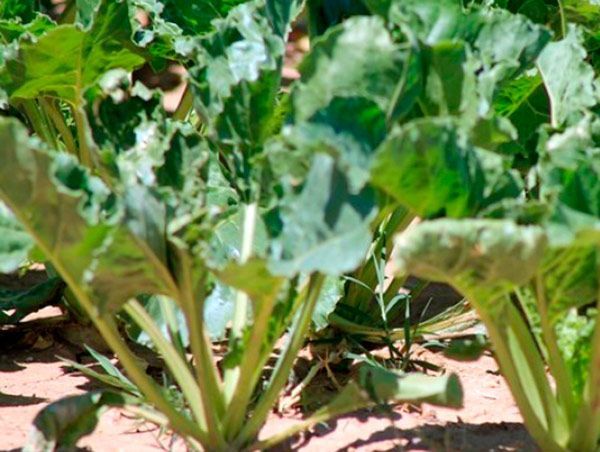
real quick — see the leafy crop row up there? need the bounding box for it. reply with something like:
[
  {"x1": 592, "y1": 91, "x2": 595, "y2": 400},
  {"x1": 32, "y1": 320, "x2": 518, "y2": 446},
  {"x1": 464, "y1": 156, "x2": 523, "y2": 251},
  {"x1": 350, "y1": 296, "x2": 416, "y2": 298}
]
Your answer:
[{"x1": 0, "y1": 0, "x2": 598, "y2": 451}]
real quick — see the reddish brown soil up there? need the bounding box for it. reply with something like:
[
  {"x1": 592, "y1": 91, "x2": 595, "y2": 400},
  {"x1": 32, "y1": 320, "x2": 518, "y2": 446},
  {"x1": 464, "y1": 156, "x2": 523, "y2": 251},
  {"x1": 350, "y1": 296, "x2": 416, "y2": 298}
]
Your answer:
[{"x1": 0, "y1": 307, "x2": 536, "y2": 452}]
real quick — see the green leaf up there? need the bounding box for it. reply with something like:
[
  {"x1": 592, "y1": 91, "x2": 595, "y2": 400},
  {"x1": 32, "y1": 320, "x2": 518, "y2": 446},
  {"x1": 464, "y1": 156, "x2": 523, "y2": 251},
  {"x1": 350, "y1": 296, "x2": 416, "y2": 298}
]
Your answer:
[
  {"x1": 216, "y1": 258, "x2": 285, "y2": 307},
  {"x1": 421, "y1": 41, "x2": 468, "y2": 115},
  {"x1": 188, "y1": 0, "x2": 288, "y2": 150},
  {"x1": 538, "y1": 117, "x2": 600, "y2": 245},
  {"x1": 0, "y1": 118, "x2": 175, "y2": 314},
  {"x1": 155, "y1": 0, "x2": 247, "y2": 36},
  {"x1": 392, "y1": 219, "x2": 548, "y2": 300},
  {"x1": 280, "y1": 96, "x2": 387, "y2": 191},
  {"x1": 388, "y1": 0, "x2": 482, "y2": 44},
  {"x1": 370, "y1": 118, "x2": 486, "y2": 218},
  {"x1": 494, "y1": 73, "x2": 550, "y2": 147},
  {"x1": 131, "y1": 0, "x2": 273, "y2": 61},
  {"x1": 76, "y1": 0, "x2": 101, "y2": 28},
  {"x1": 537, "y1": 26, "x2": 599, "y2": 127},
  {"x1": 0, "y1": 14, "x2": 55, "y2": 44},
  {"x1": 555, "y1": 309, "x2": 597, "y2": 404},
  {"x1": 1, "y1": 0, "x2": 145, "y2": 105},
  {"x1": 87, "y1": 72, "x2": 165, "y2": 153},
  {"x1": 475, "y1": 9, "x2": 551, "y2": 78},
  {"x1": 269, "y1": 153, "x2": 375, "y2": 277},
  {"x1": 0, "y1": 0, "x2": 36, "y2": 22},
  {"x1": 358, "y1": 365, "x2": 463, "y2": 408},
  {"x1": 204, "y1": 281, "x2": 235, "y2": 340},
  {"x1": 533, "y1": 119, "x2": 600, "y2": 317},
  {"x1": 542, "y1": 246, "x2": 599, "y2": 318},
  {"x1": 312, "y1": 276, "x2": 344, "y2": 331},
  {"x1": 88, "y1": 185, "x2": 174, "y2": 313},
  {"x1": 23, "y1": 391, "x2": 137, "y2": 452},
  {"x1": 444, "y1": 334, "x2": 488, "y2": 361},
  {"x1": 0, "y1": 202, "x2": 33, "y2": 273},
  {"x1": 562, "y1": 0, "x2": 600, "y2": 39},
  {"x1": 293, "y1": 16, "x2": 419, "y2": 121},
  {"x1": 61, "y1": 355, "x2": 140, "y2": 395}
]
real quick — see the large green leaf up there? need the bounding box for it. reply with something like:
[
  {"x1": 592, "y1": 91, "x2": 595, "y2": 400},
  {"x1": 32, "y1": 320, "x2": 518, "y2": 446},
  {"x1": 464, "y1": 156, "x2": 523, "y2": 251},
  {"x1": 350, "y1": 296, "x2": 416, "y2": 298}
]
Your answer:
[
  {"x1": 370, "y1": 118, "x2": 486, "y2": 218},
  {"x1": 278, "y1": 96, "x2": 387, "y2": 192},
  {"x1": 0, "y1": 118, "x2": 175, "y2": 314},
  {"x1": 474, "y1": 9, "x2": 551, "y2": 77},
  {"x1": 1, "y1": 0, "x2": 145, "y2": 106},
  {"x1": 293, "y1": 16, "x2": 420, "y2": 122},
  {"x1": 537, "y1": 27, "x2": 599, "y2": 127},
  {"x1": 392, "y1": 219, "x2": 547, "y2": 301},
  {"x1": 389, "y1": 0, "x2": 551, "y2": 122},
  {"x1": 269, "y1": 154, "x2": 375, "y2": 277},
  {"x1": 388, "y1": 0, "x2": 482, "y2": 44}
]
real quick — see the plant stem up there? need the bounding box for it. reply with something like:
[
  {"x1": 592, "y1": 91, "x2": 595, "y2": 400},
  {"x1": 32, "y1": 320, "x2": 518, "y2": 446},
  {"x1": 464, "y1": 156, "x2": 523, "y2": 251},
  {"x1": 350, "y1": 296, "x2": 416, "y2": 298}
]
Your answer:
[
  {"x1": 173, "y1": 251, "x2": 226, "y2": 425},
  {"x1": 352, "y1": 207, "x2": 413, "y2": 318},
  {"x1": 125, "y1": 406, "x2": 204, "y2": 451},
  {"x1": 230, "y1": 203, "x2": 257, "y2": 336},
  {"x1": 557, "y1": 0, "x2": 568, "y2": 39},
  {"x1": 71, "y1": 105, "x2": 93, "y2": 168},
  {"x1": 534, "y1": 276, "x2": 576, "y2": 425},
  {"x1": 20, "y1": 100, "x2": 58, "y2": 148},
  {"x1": 59, "y1": 0, "x2": 77, "y2": 24},
  {"x1": 224, "y1": 203, "x2": 257, "y2": 400},
  {"x1": 223, "y1": 291, "x2": 279, "y2": 438},
  {"x1": 235, "y1": 274, "x2": 325, "y2": 447},
  {"x1": 470, "y1": 291, "x2": 564, "y2": 452},
  {"x1": 92, "y1": 315, "x2": 209, "y2": 443},
  {"x1": 39, "y1": 98, "x2": 77, "y2": 154},
  {"x1": 123, "y1": 300, "x2": 222, "y2": 447},
  {"x1": 248, "y1": 382, "x2": 374, "y2": 451},
  {"x1": 172, "y1": 85, "x2": 194, "y2": 121},
  {"x1": 160, "y1": 297, "x2": 188, "y2": 360}
]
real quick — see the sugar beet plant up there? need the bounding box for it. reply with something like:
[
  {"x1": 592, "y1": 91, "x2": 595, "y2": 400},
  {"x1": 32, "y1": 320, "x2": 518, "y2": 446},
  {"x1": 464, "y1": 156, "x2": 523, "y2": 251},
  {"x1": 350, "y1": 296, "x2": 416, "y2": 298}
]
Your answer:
[
  {"x1": 373, "y1": 1, "x2": 600, "y2": 451},
  {"x1": 0, "y1": 0, "x2": 465, "y2": 450},
  {"x1": 0, "y1": 0, "x2": 599, "y2": 451}
]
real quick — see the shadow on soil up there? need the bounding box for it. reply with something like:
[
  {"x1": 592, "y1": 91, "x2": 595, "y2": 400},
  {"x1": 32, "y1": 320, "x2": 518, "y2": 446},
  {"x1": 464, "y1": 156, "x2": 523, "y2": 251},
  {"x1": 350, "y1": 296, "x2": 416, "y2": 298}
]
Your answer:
[
  {"x1": 0, "y1": 392, "x2": 46, "y2": 407},
  {"x1": 272, "y1": 417, "x2": 536, "y2": 452}
]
